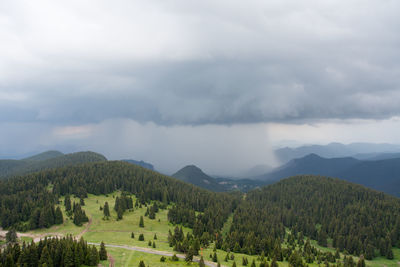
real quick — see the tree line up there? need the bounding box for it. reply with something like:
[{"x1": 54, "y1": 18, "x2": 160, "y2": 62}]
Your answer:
[{"x1": 0, "y1": 236, "x2": 107, "y2": 267}]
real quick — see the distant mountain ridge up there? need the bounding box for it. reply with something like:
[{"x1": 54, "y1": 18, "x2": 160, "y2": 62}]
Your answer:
[
  {"x1": 0, "y1": 151, "x2": 107, "y2": 179},
  {"x1": 122, "y1": 159, "x2": 154, "y2": 170},
  {"x1": 259, "y1": 153, "x2": 400, "y2": 196},
  {"x1": 275, "y1": 142, "x2": 400, "y2": 164},
  {"x1": 172, "y1": 165, "x2": 226, "y2": 192},
  {"x1": 172, "y1": 165, "x2": 264, "y2": 192}
]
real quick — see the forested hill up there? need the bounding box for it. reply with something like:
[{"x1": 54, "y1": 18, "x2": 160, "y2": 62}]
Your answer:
[
  {"x1": 122, "y1": 159, "x2": 154, "y2": 170},
  {"x1": 0, "y1": 161, "x2": 239, "y2": 235},
  {"x1": 0, "y1": 151, "x2": 107, "y2": 179},
  {"x1": 227, "y1": 175, "x2": 400, "y2": 260},
  {"x1": 22, "y1": 150, "x2": 64, "y2": 161},
  {"x1": 258, "y1": 153, "x2": 400, "y2": 196},
  {"x1": 172, "y1": 165, "x2": 226, "y2": 192}
]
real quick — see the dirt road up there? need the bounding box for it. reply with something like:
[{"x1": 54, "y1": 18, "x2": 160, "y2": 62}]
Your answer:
[{"x1": 88, "y1": 242, "x2": 227, "y2": 267}]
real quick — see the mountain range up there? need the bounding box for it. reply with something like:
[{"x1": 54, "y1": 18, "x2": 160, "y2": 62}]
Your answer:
[
  {"x1": 274, "y1": 142, "x2": 400, "y2": 164},
  {"x1": 259, "y1": 153, "x2": 400, "y2": 197}
]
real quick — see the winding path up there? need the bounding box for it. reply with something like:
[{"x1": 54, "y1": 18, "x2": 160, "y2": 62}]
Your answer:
[{"x1": 88, "y1": 242, "x2": 227, "y2": 267}]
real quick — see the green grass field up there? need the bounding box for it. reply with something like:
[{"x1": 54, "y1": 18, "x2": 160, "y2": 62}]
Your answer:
[{"x1": 23, "y1": 192, "x2": 400, "y2": 267}]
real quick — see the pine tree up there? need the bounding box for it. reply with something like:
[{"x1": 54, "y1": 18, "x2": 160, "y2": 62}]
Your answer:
[
  {"x1": 88, "y1": 246, "x2": 100, "y2": 266},
  {"x1": 270, "y1": 258, "x2": 279, "y2": 267},
  {"x1": 387, "y1": 246, "x2": 394, "y2": 260},
  {"x1": 131, "y1": 232, "x2": 135, "y2": 239},
  {"x1": 117, "y1": 206, "x2": 123, "y2": 220},
  {"x1": 185, "y1": 245, "x2": 196, "y2": 262},
  {"x1": 54, "y1": 206, "x2": 63, "y2": 224},
  {"x1": 99, "y1": 242, "x2": 107, "y2": 261},
  {"x1": 171, "y1": 254, "x2": 179, "y2": 261},
  {"x1": 242, "y1": 256, "x2": 248, "y2": 266},
  {"x1": 39, "y1": 246, "x2": 53, "y2": 267},
  {"x1": 213, "y1": 252, "x2": 218, "y2": 262},
  {"x1": 356, "y1": 255, "x2": 366, "y2": 267},
  {"x1": 232, "y1": 261, "x2": 237, "y2": 267},
  {"x1": 139, "y1": 216, "x2": 144, "y2": 227},
  {"x1": 138, "y1": 260, "x2": 145, "y2": 267},
  {"x1": 6, "y1": 229, "x2": 17, "y2": 243},
  {"x1": 64, "y1": 195, "x2": 72, "y2": 212},
  {"x1": 103, "y1": 202, "x2": 110, "y2": 218},
  {"x1": 64, "y1": 245, "x2": 74, "y2": 267},
  {"x1": 139, "y1": 234, "x2": 145, "y2": 241},
  {"x1": 318, "y1": 230, "x2": 328, "y2": 247}
]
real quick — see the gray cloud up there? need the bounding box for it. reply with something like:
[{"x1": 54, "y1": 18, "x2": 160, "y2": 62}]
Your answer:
[
  {"x1": 1, "y1": 0, "x2": 400, "y2": 126},
  {"x1": 2, "y1": 0, "x2": 400, "y2": 174}
]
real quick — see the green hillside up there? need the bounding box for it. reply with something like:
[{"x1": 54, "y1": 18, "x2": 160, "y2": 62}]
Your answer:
[
  {"x1": 1, "y1": 161, "x2": 400, "y2": 266},
  {"x1": 23, "y1": 150, "x2": 64, "y2": 161},
  {"x1": 229, "y1": 175, "x2": 400, "y2": 263},
  {"x1": 0, "y1": 151, "x2": 107, "y2": 179},
  {"x1": 172, "y1": 165, "x2": 226, "y2": 192}
]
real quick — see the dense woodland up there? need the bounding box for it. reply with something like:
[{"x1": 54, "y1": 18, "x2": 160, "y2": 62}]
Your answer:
[
  {"x1": 0, "y1": 161, "x2": 239, "y2": 242},
  {"x1": 1, "y1": 160, "x2": 400, "y2": 264},
  {"x1": 0, "y1": 151, "x2": 107, "y2": 180},
  {"x1": 225, "y1": 176, "x2": 400, "y2": 261},
  {"x1": 0, "y1": 236, "x2": 107, "y2": 267}
]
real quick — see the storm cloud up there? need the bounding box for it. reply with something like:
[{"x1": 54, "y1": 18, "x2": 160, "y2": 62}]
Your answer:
[
  {"x1": 1, "y1": 0, "x2": 400, "y2": 174},
  {"x1": 1, "y1": 0, "x2": 400, "y2": 125}
]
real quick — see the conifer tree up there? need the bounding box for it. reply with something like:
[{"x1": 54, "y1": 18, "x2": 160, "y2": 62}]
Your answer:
[
  {"x1": 139, "y1": 234, "x2": 144, "y2": 241},
  {"x1": 117, "y1": 206, "x2": 123, "y2": 220},
  {"x1": 213, "y1": 252, "x2": 218, "y2": 262},
  {"x1": 99, "y1": 242, "x2": 107, "y2": 261},
  {"x1": 103, "y1": 202, "x2": 110, "y2": 218},
  {"x1": 5, "y1": 229, "x2": 17, "y2": 243},
  {"x1": 64, "y1": 195, "x2": 71, "y2": 212},
  {"x1": 39, "y1": 246, "x2": 53, "y2": 267},
  {"x1": 55, "y1": 206, "x2": 63, "y2": 224},
  {"x1": 387, "y1": 246, "x2": 394, "y2": 260},
  {"x1": 139, "y1": 216, "x2": 144, "y2": 227},
  {"x1": 270, "y1": 258, "x2": 279, "y2": 267},
  {"x1": 356, "y1": 255, "x2": 366, "y2": 267}
]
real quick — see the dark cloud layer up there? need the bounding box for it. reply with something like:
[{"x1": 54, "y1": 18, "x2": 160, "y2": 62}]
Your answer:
[
  {"x1": 1, "y1": 0, "x2": 400, "y2": 126},
  {"x1": 1, "y1": 1, "x2": 400, "y2": 174}
]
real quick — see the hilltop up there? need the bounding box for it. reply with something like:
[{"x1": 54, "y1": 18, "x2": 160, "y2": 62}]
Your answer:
[{"x1": 0, "y1": 151, "x2": 107, "y2": 179}]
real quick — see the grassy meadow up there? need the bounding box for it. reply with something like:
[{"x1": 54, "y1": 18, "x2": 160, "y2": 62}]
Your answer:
[{"x1": 19, "y1": 192, "x2": 400, "y2": 267}]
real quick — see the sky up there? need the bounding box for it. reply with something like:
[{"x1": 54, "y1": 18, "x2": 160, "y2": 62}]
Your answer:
[{"x1": 1, "y1": 0, "x2": 400, "y2": 175}]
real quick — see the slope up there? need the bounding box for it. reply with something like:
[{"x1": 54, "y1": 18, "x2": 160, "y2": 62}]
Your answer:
[
  {"x1": 172, "y1": 165, "x2": 226, "y2": 192},
  {"x1": 0, "y1": 151, "x2": 107, "y2": 179},
  {"x1": 259, "y1": 153, "x2": 360, "y2": 181},
  {"x1": 122, "y1": 159, "x2": 154, "y2": 170},
  {"x1": 228, "y1": 175, "x2": 400, "y2": 261},
  {"x1": 275, "y1": 142, "x2": 400, "y2": 164},
  {"x1": 338, "y1": 158, "x2": 400, "y2": 196},
  {"x1": 259, "y1": 153, "x2": 400, "y2": 196}
]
